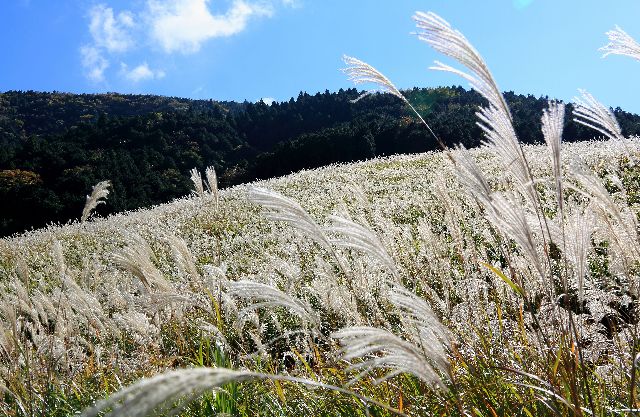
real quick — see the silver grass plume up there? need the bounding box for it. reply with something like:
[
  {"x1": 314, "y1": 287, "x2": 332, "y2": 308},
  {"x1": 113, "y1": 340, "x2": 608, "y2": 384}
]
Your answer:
[
  {"x1": 327, "y1": 215, "x2": 400, "y2": 280},
  {"x1": 570, "y1": 166, "x2": 626, "y2": 225},
  {"x1": 452, "y1": 145, "x2": 493, "y2": 207},
  {"x1": 81, "y1": 367, "x2": 406, "y2": 417},
  {"x1": 190, "y1": 168, "x2": 204, "y2": 197},
  {"x1": 475, "y1": 106, "x2": 531, "y2": 194},
  {"x1": 248, "y1": 187, "x2": 332, "y2": 251},
  {"x1": 226, "y1": 280, "x2": 319, "y2": 329},
  {"x1": 332, "y1": 326, "x2": 448, "y2": 388},
  {"x1": 52, "y1": 239, "x2": 67, "y2": 277},
  {"x1": 541, "y1": 101, "x2": 566, "y2": 210},
  {"x1": 80, "y1": 368, "x2": 256, "y2": 417},
  {"x1": 0, "y1": 375, "x2": 7, "y2": 394},
  {"x1": 486, "y1": 193, "x2": 544, "y2": 279},
  {"x1": 342, "y1": 55, "x2": 407, "y2": 104},
  {"x1": 205, "y1": 165, "x2": 219, "y2": 207},
  {"x1": 601, "y1": 25, "x2": 640, "y2": 61},
  {"x1": 414, "y1": 11, "x2": 559, "y2": 273},
  {"x1": 566, "y1": 209, "x2": 595, "y2": 302},
  {"x1": 332, "y1": 285, "x2": 450, "y2": 388},
  {"x1": 388, "y1": 286, "x2": 450, "y2": 372},
  {"x1": 414, "y1": 12, "x2": 533, "y2": 195},
  {"x1": 112, "y1": 234, "x2": 174, "y2": 293},
  {"x1": 60, "y1": 274, "x2": 111, "y2": 337},
  {"x1": 165, "y1": 234, "x2": 199, "y2": 279},
  {"x1": 81, "y1": 180, "x2": 110, "y2": 222},
  {"x1": 0, "y1": 321, "x2": 11, "y2": 358},
  {"x1": 570, "y1": 166, "x2": 640, "y2": 260},
  {"x1": 342, "y1": 55, "x2": 443, "y2": 148},
  {"x1": 573, "y1": 90, "x2": 624, "y2": 142},
  {"x1": 414, "y1": 11, "x2": 510, "y2": 119}
]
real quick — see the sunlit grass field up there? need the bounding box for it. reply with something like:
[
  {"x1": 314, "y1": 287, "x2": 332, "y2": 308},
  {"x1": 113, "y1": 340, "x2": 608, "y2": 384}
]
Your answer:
[{"x1": 2, "y1": 138, "x2": 640, "y2": 416}]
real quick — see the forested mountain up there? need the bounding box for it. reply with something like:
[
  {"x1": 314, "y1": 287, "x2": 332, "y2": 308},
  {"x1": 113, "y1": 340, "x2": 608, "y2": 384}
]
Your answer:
[{"x1": 1, "y1": 87, "x2": 639, "y2": 236}]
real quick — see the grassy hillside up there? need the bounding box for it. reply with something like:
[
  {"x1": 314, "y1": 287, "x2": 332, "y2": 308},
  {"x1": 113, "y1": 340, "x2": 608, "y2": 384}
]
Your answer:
[
  {"x1": 1, "y1": 138, "x2": 639, "y2": 415},
  {"x1": 4, "y1": 9, "x2": 640, "y2": 417}
]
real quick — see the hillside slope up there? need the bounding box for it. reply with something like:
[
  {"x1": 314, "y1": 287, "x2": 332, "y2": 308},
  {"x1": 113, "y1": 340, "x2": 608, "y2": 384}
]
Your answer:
[
  {"x1": 4, "y1": 88, "x2": 640, "y2": 237},
  {"x1": 1, "y1": 139, "x2": 638, "y2": 414}
]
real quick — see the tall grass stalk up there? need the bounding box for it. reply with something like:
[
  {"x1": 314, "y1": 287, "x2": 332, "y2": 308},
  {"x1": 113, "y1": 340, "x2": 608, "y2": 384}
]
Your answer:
[{"x1": 81, "y1": 180, "x2": 110, "y2": 222}]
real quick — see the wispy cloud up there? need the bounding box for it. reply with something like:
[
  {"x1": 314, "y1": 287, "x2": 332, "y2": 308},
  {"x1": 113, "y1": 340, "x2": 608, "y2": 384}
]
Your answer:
[
  {"x1": 88, "y1": 4, "x2": 135, "y2": 53},
  {"x1": 80, "y1": 45, "x2": 109, "y2": 83},
  {"x1": 148, "y1": 0, "x2": 273, "y2": 54},
  {"x1": 80, "y1": 0, "x2": 295, "y2": 83},
  {"x1": 81, "y1": 4, "x2": 136, "y2": 83},
  {"x1": 120, "y1": 62, "x2": 166, "y2": 83}
]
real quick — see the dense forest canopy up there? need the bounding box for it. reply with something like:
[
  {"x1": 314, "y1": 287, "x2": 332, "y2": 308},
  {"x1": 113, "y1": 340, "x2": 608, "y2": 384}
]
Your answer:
[{"x1": 1, "y1": 87, "x2": 639, "y2": 237}]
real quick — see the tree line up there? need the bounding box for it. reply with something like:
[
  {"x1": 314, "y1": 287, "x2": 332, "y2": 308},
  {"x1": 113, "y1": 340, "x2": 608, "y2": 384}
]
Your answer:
[{"x1": 1, "y1": 87, "x2": 638, "y2": 236}]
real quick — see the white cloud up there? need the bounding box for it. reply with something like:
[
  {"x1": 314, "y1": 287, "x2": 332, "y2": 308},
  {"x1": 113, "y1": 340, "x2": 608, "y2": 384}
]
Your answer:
[
  {"x1": 120, "y1": 62, "x2": 166, "y2": 82},
  {"x1": 80, "y1": 45, "x2": 109, "y2": 83},
  {"x1": 80, "y1": 4, "x2": 137, "y2": 82},
  {"x1": 88, "y1": 4, "x2": 135, "y2": 53},
  {"x1": 147, "y1": 0, "x2": 273, "y2": 53},
  {"x1": 80, "y1": 0, "x2": 296, "y2": 82}
]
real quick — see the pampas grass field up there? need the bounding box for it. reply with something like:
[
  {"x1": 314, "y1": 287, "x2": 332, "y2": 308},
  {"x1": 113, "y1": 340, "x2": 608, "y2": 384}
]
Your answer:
[{"x1": 3, "y1": 10, "x2": 640, "y2": 417}]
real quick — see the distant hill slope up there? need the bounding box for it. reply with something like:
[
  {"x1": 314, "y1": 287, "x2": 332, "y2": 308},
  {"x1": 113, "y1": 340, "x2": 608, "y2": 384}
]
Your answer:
[
  {"x1": 0, "y1": 91, "x2": 246, "y2": 136},
  {"x1": 1, "y1": 87, "x2": 639, "y2": 236}
]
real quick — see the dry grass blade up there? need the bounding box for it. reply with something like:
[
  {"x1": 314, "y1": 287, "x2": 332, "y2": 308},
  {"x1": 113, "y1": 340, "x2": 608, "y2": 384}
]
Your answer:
[
  {"x1": 601, "y1": 25, "x2": 640, "y2": 61},
  {"x1": 342, "y1": 55, "x2": 407, "y2": 103},
  {"x1": 81, "y1": 180, "x2": 110, "y2": 222},
  {"x1": 573, "y1": 89, "x2": 624, "y2": 142}
]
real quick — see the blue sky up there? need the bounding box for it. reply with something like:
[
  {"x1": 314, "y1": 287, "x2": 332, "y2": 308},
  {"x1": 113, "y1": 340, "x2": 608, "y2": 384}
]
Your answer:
[{"x1": 2, "y1": 1, "x2": 640, "y2": 112}]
